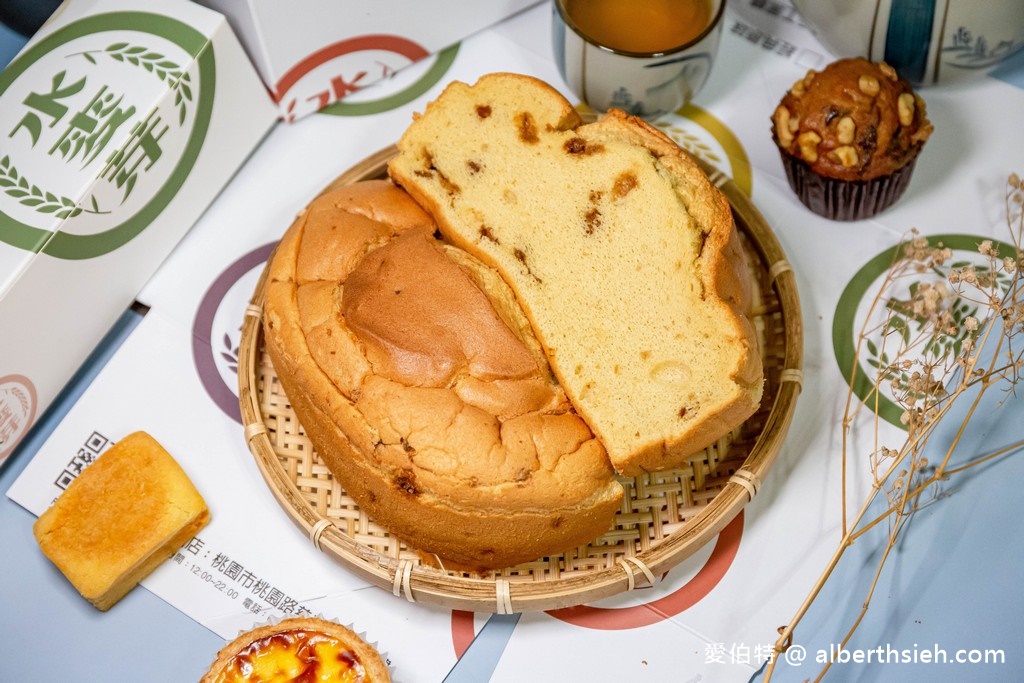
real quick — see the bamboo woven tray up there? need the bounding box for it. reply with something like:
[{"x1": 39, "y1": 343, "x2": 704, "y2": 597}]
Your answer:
[{"x1": 238, "y1": 145, "x2": 803, "y2": 613}]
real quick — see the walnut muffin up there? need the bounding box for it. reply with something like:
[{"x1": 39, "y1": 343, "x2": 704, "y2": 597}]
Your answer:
[{"x1": 771, "y1": 57, "x2": 933, "y2": 221}]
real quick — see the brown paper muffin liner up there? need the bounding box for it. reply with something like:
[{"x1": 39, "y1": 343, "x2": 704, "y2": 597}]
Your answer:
[{"x1": 780, "y1": 153, "x2": 919, "y2": 222}]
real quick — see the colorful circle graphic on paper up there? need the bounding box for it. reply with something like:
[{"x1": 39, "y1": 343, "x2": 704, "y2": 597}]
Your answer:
[
  {"x1": 832, "y1": 233, "x2": 1017, "y2": 428},
  {"x1": 548, "y1": 511, "x2": 744, "y2": 629},
  {"x1": 657, "y1": 103, "x2": 753, "y2": 197},
  {"x1": 192, "y1": 242, "x2": 276, "y2": 423},
  {"x1": 451, "y1": 511, "x2": 744, "y2": 655},
  {"x1": 0, "y1": 12, "x2": 214, "y2": 259},
  {"x1": 0, "y1": 374, "x2": 37, "y2": 459},
  {"x1": 273, "y1": 34, "x2": 456, "y2": 120},
  {"x1": 320, "y1": 43, "x2": 459, "y2": 117}
]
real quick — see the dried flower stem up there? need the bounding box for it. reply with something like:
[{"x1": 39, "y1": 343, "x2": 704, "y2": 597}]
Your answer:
[{"x1": 764, "y1": 173, "x2": 1024, "y2": 681}]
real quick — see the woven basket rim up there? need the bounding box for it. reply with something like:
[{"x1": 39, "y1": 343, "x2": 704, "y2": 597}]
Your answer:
[{"x1": 237, "y1": 145, "x2": 803, "y2": 613}]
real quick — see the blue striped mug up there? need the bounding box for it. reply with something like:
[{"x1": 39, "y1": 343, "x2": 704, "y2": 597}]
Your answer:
[{"x1": 792, "y1": 0, "x2": 1024, "y2": 85}]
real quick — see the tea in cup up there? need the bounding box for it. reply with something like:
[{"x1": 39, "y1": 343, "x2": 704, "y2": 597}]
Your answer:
[{"x1": 552, "y1": 0, "x2": 726, "y2": 119}]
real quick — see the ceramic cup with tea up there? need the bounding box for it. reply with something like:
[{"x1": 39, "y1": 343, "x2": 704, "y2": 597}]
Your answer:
[{"x1": 552, "y1": 0, "x2": 726, "y2": 119}]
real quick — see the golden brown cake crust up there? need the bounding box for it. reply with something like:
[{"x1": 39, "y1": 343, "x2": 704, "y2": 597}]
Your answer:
[
  {"x1": 200, "y1": 616, "x2": 390, "y2": 683},
  {"x1": 263, "y1": 179, "x2": 623, "y2": 570},
  {"x1": 771, "y1": 57, "x2": 933, "y2": 181}
]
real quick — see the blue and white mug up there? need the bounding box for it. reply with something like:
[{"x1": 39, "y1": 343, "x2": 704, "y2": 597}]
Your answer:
[
  {"x1": 551, "y1": 0, "x2": 726, "y2": 120},
  {"x1": 792, "y1": 0, "x2": 1024, "y2": 86}
]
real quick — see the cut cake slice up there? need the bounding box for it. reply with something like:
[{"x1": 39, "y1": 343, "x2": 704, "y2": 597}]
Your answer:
[{"x1": 388, "y1": 73, "x2": 764, "y2": 475}]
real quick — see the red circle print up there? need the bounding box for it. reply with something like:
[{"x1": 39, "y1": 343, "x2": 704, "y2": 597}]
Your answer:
[
  {"x1": 273, "y1": 34, "x2": 430, "y2": 103},
  {"x1": 451, "y1": 511, "x2": 744, "y2": 655},
  {"x1": 548, "y1": 511, "x2": 744, "y2": 629}
]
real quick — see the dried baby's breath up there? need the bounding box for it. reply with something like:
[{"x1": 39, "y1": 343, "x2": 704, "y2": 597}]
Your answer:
[{"x1": 765, "y1": 173, "x2": 1024, "y2": 682}]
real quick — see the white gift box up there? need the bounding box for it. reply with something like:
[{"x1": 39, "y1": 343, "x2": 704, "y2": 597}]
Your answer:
[
  {"x1": 0, "y1": 0, "x2": 278, "y2": 466},
  {"x1": 195, "y1": 0, "x2": 541, "y2": 121}
]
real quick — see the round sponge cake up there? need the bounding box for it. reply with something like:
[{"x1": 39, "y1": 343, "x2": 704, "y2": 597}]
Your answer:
[{"x1": 262, "y1": 179, "x2": 623, "y2": 570}]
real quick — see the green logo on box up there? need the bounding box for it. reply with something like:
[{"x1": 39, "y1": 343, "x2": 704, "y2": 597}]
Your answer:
[{"x1": 0, "y1": 12, "x2": 214, "y2": 259}]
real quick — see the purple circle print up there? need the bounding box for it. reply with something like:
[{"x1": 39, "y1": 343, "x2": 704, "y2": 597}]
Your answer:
[{"x1": 192, "y1": 242, "x2": 275, "y2": 423}]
